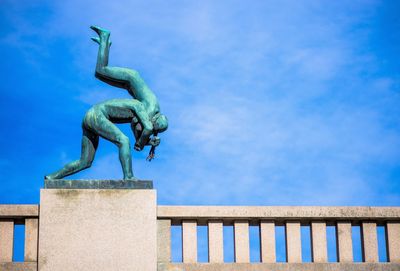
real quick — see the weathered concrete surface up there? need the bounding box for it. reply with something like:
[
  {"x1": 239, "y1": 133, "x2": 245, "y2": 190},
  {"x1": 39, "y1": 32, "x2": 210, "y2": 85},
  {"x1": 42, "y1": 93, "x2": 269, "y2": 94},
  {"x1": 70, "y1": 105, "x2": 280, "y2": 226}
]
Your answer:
[
  {"x1": 0, "y1": 220, "x2": 14, "y2": 262},
  {"x1": 182, "y1": 220, "x2": 197, "y2": 263},
  {"x1": 311, "y1": 222, "x2": 327, "y2": 263},
  {"x1": 387, "y1": 222, "x2": 400, "y2": 263},
  {"x1": 0, "y1": 204, "x2": 38, "y2": 218},
  {"x1": 208, "y1": 220, "x2": 224, "y2": 263},
  {"x1": 24, "y1": 218, "x2": 38, "y2": 262},
  {"x1": 45, "y1": 179, "x2": 153, "y2": 189},
  {"x1": 157, "y1": 219, "x2": 171, "y2": 263},
  {"x1": 38, "y1": 189, "x2": 156, "y2": 271},
  {"x1": 285, "y1": 222, "x2": 301, "y2": 263},
  {"x1": 260, "y1": 221, "x2": 276, "y2": 263},
  {"x1": 337, "y1": 222, "x2": 353, "y2": 263},
  {"x1": 362, "y1": 222, "x2": 378, "y2": 262},
  {"x1": 0, "y1": 262, "x2": 37, "y2": 271},
  {"x1": 234, "y1": 221, "x2": 250, "y2": 263},
  {"x1": 158, "y1": 206, "x2": 400, "y2": 224},
  {"x1": 158, "y1": 263, "x2": 400, "y2": 271}
]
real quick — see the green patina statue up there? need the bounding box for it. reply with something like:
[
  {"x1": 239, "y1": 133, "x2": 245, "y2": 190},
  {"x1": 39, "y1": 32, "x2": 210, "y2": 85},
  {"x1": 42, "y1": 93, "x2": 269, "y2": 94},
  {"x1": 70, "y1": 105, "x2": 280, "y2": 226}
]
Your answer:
[{"x1": 45, "y1": 26, "x2": 168, "y2": 181}]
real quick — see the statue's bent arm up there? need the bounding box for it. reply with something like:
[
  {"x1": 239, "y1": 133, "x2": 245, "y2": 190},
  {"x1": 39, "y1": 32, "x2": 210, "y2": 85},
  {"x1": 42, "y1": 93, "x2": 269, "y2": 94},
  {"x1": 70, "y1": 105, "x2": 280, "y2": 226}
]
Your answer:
[
  {"x1": 127, "y1": 102, "x2": 154, "y2": 151},
  {"x1": 135, "y1": 128, "x2": 153, "y2": 151}
]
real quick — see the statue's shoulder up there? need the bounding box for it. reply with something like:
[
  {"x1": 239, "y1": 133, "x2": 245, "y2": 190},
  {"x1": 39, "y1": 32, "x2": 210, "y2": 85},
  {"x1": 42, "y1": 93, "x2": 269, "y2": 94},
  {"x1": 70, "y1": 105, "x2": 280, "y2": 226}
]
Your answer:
[
  {"x1": 103, "y1": 98, "x2": 144, "y2": 109},
  {"x1": 97, "y1": 98, "x2": 131, "y2": 105}
]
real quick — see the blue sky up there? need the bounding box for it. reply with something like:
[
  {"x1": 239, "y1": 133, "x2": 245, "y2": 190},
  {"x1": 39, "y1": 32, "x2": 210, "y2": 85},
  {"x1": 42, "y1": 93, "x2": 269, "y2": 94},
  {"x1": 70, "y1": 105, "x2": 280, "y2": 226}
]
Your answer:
[{"x1": 0, "y1": 0, "x2": 399, "y2": 206}]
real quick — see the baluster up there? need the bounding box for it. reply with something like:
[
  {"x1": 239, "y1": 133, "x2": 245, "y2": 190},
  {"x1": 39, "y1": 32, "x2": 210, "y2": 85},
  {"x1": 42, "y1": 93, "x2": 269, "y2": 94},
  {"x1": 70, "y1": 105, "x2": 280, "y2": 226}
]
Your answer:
[
  {"x1": 157, "y1": 219, "x2": 171, "y2": 263},
  {"x1": 208, "y1": 220, "x2": 223, "y2": 263},
  {"x1": 386, "y1": 222, "x2": 400, "y2": 263},
  {"x1": 311, "y1": 221, "x2": 327, "y2": 262},
  {"x1": 361, "y1": 222, "x2": 378, "y2": 262},
  {"x1": 260, "y1": 221, "x2": 276, "y2": 263},
  {"x1": 0, "y1": 219, "x2": 14, "y2": 262},
  {"x1": 24, "y1": 218, "x2": 39, "y2": 262},
  {"x1": 234, "y1": 220, "x2": 249, "y2": 263},
  {"x1": 337, "y1": 222, "x2": 353, "y2": 262},
  {"x1": 286, "y1": 221, "x2": 302, "y2": 263},
  {"x1": 182, "y1": 220, "x2": 197, "y2": 263}
]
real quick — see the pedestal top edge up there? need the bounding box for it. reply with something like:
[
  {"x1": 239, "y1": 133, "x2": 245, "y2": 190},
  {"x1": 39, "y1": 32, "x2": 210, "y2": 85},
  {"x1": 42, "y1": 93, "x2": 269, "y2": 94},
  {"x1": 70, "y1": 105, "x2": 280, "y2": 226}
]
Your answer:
[{"x1": 44, "y1": 179, "x2": 153, "y2": 189}]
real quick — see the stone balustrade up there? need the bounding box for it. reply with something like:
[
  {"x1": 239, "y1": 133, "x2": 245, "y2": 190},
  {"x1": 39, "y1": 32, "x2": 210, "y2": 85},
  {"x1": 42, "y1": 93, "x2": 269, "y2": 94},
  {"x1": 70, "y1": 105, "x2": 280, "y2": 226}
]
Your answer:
[
  {"x1": 157, "y1": 206, "x2": 400, "y2": 271},
  {"x1": 1, "y1": 204, "x2": 400, "y2": 271},
  {"x1": 0, "y1": 204, "x2": 39, "y2": 271}
]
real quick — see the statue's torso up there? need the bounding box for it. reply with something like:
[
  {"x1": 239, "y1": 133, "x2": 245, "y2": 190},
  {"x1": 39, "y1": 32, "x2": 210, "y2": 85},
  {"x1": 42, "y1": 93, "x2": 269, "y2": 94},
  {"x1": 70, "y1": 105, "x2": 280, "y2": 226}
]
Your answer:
[{"x1": 86, "y1": 99, "x2": 138, "y2": 124}]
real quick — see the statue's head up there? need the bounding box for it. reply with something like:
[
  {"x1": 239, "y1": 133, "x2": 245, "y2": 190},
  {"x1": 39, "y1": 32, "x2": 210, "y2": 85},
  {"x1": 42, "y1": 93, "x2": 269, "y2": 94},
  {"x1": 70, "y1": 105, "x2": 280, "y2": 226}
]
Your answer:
[{"x1": 152, "y1": 113, "x2": 168, "y2": 133}]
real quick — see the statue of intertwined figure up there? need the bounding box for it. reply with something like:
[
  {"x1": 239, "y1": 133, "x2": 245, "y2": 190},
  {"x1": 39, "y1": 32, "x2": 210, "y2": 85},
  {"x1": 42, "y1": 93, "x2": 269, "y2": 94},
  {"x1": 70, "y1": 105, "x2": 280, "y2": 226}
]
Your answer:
[{"x1": 45, "y1": 26, "x2": 168, "y2": 181}]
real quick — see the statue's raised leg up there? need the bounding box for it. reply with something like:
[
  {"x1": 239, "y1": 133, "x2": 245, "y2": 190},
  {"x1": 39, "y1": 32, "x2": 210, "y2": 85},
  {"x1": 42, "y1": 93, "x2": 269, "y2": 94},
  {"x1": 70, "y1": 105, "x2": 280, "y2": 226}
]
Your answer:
[
  {"x1": 91, "y1": 25, "x2": 128, "y2": 88},
  {"x1": 45, "y1": 128, "x2": 99, "y2": 179},
  {"x1": 90, "y1": 25, "x2": 111, "y2": 70},
  {"x1": 90, "y1": 26, "x2": 147, "y2": 97}
]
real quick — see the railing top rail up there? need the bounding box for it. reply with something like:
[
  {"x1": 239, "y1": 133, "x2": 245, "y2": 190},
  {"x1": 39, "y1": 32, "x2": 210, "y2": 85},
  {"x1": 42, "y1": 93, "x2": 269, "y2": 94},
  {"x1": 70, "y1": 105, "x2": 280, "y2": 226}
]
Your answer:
[
  {"x1": 157, "y1": 206, "x2": 400, "y2": 224},
  {"x1": 0, "y1": 204, "x2": 39, "y2": 218}
]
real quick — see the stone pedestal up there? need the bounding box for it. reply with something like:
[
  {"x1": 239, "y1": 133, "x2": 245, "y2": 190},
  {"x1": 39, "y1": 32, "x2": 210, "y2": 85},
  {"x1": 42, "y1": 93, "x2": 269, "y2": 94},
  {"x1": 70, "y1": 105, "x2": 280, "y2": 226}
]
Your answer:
[{"x1": 38, "y1": 181, "x2": 156, "y2": 271}]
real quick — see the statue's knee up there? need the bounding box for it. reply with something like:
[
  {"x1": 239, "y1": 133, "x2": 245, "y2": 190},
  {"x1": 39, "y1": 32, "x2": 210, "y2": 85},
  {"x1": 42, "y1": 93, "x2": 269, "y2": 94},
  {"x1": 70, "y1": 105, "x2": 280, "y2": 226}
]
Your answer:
[
  {"x1": 94, "y1": 70, "x2": 104, "y2": 79},
  {"x1": 128, "y1": 69, "x2": 140, "y2": 79},
  {"x1": 81, "y1": 160, "x2": 93, "y2": 169},
  {"x1": 117, "y1": 135, "x2": 130, "y2": 147}
]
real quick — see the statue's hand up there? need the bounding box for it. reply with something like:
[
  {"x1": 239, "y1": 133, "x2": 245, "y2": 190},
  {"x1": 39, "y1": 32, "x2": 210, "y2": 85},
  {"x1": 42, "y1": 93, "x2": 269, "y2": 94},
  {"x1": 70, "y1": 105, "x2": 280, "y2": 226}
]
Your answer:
[
  {"x1": 134, "y1": 143, "x2": 142, "y2": 151},
  {"x1": 148, "y1": 136, "x2": 160, "y2": 147}
]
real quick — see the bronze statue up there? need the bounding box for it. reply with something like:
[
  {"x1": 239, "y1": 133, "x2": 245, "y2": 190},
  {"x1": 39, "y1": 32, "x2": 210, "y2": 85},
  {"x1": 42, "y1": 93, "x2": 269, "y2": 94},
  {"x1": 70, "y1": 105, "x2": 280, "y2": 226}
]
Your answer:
[{"x1": 45, "y1": 26, "x2": 168, "y2": 180}]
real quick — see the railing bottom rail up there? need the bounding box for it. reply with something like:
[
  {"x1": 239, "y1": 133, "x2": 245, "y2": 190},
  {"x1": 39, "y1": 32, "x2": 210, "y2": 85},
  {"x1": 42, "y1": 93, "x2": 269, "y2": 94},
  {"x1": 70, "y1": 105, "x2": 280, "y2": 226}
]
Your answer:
[
  {"x1": 0, "y1": 262, "x2": 37, "y2": 271},
  {"x1": 158, "y1": 263, "x2": 400, "y2": 271}
]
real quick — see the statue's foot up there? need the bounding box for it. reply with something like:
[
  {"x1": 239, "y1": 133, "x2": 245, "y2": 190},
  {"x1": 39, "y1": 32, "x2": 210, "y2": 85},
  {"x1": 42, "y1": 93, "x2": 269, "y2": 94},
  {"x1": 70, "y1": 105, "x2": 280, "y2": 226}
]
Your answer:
[
  {"x1": 90, "y1": 25, "x2": 110, "y2": 39},
  {"x1": 91, "y1": 37, "x2": 100, "y2": 44},
  {"x1": 124, "y1": 176, "x2": 139, "y2": 181},
  {"x1": 90, "y1": 26, "x2": 112, "y2": 47},
  {"x1": 91, "y1": 37, "x2": 112, "y2": 47}
]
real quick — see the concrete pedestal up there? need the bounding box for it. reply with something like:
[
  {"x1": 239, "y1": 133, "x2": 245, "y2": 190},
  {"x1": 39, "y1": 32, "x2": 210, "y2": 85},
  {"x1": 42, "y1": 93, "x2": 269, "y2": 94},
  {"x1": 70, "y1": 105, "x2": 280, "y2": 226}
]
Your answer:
[{"x1": 38, "y1": 185, "x2": 156, "y2": 271}]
